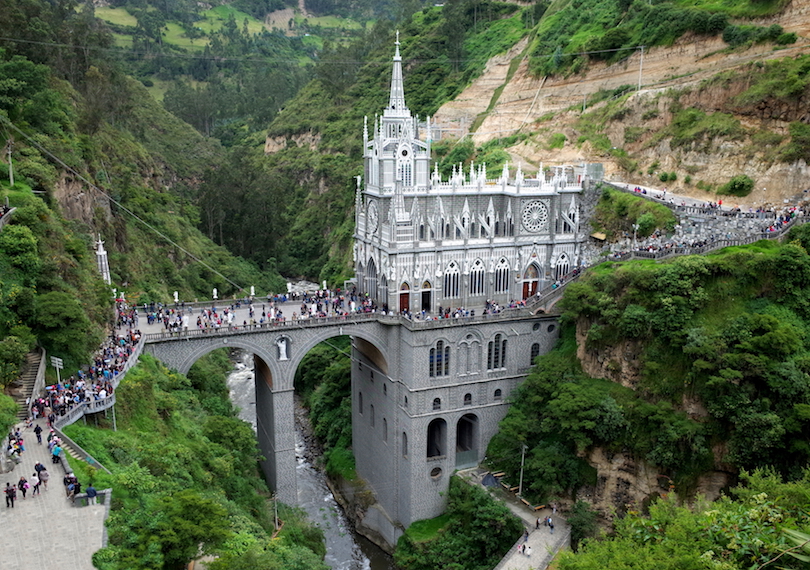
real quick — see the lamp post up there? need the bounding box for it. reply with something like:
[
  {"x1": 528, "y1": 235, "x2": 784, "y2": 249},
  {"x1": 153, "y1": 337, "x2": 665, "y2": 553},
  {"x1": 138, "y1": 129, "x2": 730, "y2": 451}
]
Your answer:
[
  {"x1": 518, "y1": 443, "x2": 528, "y2": 497},
  {"x1": 633, "y1": 223, "x2": 640, "y2": 250}
]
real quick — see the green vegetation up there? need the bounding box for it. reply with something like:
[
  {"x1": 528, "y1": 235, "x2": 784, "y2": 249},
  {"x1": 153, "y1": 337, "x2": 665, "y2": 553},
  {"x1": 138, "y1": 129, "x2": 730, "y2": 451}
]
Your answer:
[
  {"x1": 294, "y1": 337, "x2": 355, "y2": 479},
  {"x1": 64, "y1": 351, "x2": 328, "y2": 570},
  {"x1": 549, "y1": 132, "x2": 567, "y2": 149},
  {"x1": 719, "y1": 174, "x2": 754, "y2": 197},
  {"x1": 558, "y1": 469, "x2": 810, "y2": 569},
  {"x1": 394, "y1": 477, "x2": 523, "y2": 570},
  {"x1": 489, "y1": 228, "x2": 810, "y2": 509},
  {"x1": 590, "y1": 187, "x2": 677, "y2": 240}
]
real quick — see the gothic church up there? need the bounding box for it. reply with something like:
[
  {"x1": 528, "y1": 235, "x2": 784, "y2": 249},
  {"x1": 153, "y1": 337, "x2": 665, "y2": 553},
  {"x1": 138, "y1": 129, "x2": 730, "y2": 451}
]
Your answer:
[{"x1": 354, "y1": 37, "x2": 591, "y2": 312}]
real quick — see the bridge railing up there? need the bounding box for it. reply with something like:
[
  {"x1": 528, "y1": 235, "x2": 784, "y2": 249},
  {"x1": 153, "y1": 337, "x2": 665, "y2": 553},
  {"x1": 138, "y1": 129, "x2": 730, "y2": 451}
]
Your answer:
[
  {"x1": 53, "y1": 336, "x2": 145, "y2": 431},
  {"x1": 142, "y1": 305, "x2": 550, "y2": 343}
]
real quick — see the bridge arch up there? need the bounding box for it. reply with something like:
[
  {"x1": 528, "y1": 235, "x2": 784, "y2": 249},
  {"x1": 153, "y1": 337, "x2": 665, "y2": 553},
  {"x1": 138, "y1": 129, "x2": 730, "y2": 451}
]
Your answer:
[{"x1": 172, "y1": 337, "x2": 275, "y2": 379}]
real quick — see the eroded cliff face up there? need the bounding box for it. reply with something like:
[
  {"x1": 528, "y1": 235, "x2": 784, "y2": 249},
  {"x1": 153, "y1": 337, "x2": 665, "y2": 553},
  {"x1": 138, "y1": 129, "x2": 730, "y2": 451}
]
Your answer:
[{"x1": 433, "y1": 0, "x2": 810, "y2": 205}]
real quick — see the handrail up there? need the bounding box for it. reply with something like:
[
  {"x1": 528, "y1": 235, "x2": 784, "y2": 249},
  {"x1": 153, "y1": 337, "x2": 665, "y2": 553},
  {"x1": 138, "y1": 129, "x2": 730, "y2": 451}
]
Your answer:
[
  {"x1": 52, "y1": 336, "x2": 145, "y2": 431},
  {"x1": 141, "y1": 306, "x2": 546, "y2": 343},
  {"x1": 0, "y1": 207, "x2": 16, "y2": 232},
  {"x1": 29, "y1": 346, "x2": 48, "y2": 417},
  {"x1": 603, "y1": 183, "x2": 791, "y2": 220},
  {"x1": 54, "y1": 427, "x2": 112, "y2": 474}
]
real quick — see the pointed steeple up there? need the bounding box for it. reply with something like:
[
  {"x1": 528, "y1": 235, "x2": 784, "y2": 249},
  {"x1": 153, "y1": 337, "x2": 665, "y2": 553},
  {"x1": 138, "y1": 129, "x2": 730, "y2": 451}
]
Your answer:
[{"x1": 386, "y1": 31, "x2": 409, "y2": 117}]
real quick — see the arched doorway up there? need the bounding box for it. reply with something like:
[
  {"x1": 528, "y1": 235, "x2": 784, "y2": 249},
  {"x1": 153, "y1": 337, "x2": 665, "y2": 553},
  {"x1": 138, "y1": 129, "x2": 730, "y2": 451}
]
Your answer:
[
  {"x1": 456, "y1": 413, "x2": 478, "y2": 468},
  {"x1": 399, "y1": 282, "x2": 410, "y2": 313},
  {"x1": 427, "y1": 418, "x2": 447, "y2": 458},
  {"x1": 421, "y1": 280, "x2": 432, "y2": 312},
  {"x1": 522, "y1": 263, "x2": 540, "y2": 299}
]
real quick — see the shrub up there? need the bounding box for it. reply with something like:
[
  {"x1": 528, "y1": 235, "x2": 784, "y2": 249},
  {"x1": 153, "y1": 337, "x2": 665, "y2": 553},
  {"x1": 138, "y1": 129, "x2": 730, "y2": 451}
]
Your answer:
[
  {"x1": 549, "y1": 133, "x2": 567, "y2": 149},
  {"x1": 719, "y1": 174, "x2": 754, "y2": 197}
]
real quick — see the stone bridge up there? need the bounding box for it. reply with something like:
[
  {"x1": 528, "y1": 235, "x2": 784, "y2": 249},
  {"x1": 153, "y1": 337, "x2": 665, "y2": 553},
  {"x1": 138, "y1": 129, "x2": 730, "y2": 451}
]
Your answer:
[{"x1": 143, "y1": 308, "x2": 560, "y2": 545}]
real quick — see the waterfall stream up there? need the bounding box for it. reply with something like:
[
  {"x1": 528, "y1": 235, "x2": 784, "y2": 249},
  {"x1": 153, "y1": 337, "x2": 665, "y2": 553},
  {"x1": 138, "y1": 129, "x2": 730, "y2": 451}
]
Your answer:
[{"x1": 225, "y1": 350, "x2": 396, "y2": 570}]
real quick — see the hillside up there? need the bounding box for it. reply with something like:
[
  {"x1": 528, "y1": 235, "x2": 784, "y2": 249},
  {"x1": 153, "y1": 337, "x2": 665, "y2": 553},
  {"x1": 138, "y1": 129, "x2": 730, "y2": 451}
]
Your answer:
[{"x1": 434, "y1": 0, "x2": 810, "y2": 206}]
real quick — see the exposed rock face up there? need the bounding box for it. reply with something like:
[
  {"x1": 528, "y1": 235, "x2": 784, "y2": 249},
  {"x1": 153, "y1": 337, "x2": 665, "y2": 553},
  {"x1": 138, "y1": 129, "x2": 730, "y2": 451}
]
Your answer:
[
  {"x1": 576, "y1": 319, "x2": 644, "y2": 389},
  {"x1": 573, "y1": 319, "x2": 732, "y2": 515},
  {"x1": 52, "y1": 173, "x2": 112, "y2": 228},
  {"x1": 264, "y1": 131, "x2": 322, "y2": 154}
]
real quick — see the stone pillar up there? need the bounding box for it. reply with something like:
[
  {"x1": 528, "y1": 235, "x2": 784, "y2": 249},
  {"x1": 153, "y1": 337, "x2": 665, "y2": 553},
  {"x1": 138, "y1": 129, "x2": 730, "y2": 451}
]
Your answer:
[{"x1": 255, "y1": 357, "x2": 297, "y2": 504}]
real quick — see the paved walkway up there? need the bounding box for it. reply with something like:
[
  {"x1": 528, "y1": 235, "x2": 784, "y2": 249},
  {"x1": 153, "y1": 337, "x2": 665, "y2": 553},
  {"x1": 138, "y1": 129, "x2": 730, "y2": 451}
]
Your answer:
[
  {"x1": 1, "y1": 419, "x2": 106, "y2": 570},
  {"x1": 459, "y1": 468, "x2": 570, "y2": 570},
  {"x1": 497, "y1": 502, "x2": 570, "y2": 570}
]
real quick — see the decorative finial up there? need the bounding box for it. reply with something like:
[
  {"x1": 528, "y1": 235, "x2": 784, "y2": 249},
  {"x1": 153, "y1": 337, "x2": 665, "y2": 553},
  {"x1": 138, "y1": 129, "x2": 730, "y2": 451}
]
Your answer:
[{"x1": 396, "y1": 30, "x2": 400, "y2": 46}]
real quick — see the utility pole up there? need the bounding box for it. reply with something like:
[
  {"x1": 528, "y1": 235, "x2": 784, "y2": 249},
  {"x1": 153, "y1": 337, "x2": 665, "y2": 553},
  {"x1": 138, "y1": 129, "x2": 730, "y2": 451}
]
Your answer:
[
  {"x1": 518, "y1": 443, "x2": 528, "y2": 497},
  {"x1": 638, "y1": 46, "x2": 645, "y2": 92},
  {"x1": 7, "y1": 139, "x2": 13, "y2": 188}
]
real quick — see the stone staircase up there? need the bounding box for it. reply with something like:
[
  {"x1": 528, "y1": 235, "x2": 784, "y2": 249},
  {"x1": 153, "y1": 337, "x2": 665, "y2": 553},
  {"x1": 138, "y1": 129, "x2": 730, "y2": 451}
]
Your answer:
[{"x1": 14, "y1": 349, "x2": 41, "y2": 421}]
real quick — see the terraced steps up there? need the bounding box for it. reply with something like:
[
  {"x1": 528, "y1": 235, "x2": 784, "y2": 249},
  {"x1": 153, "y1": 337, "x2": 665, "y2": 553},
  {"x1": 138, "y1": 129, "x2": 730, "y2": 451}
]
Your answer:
[{"x1": 14, "y1": 350, "x2": 41, "y2": 420}]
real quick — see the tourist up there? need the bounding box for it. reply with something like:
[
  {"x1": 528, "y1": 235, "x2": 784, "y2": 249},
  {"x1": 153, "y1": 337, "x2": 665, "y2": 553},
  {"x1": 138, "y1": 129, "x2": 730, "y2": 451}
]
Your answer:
[
  {"x1": 39, "y1": 468, "x2": 50, "y2": 490},
  {"x1": 86, "y1": 484, "x2": 98, "y2": 505},
  {"x1": 5, "y1": 482, "x2": 16, "y2": 507},
  {"x1": 18, "y1": 476, "x2": 28, "y2": 500},
  {"x1": 30, "y1": 473, "x2": 40, "y2": 496}
]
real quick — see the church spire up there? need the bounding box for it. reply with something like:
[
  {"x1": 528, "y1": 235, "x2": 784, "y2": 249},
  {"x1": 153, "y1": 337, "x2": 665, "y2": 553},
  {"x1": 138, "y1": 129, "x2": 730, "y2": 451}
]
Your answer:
[{"x1": 386, "y1": 31, "x2": 409, "y2": 117}]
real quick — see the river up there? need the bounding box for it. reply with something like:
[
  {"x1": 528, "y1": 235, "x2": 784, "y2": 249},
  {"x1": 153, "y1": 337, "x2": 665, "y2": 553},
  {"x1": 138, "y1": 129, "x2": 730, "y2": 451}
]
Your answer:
[{"x1": 226, "y1": 350, "x2": 396, "y2": 570}]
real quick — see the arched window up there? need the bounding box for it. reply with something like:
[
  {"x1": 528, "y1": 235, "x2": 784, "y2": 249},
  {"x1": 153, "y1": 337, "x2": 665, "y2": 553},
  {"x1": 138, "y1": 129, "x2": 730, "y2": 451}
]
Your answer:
[
  {"x1": 419, "y1": 224, "x2": 425, "y2": 240},
  {"x1": 429, "y1": 340, "x2": 450, "y2": 377},
  {"x1": 383, "y1": 418, "x2": 388, "y2": 442},
  {"x1": 555, "y1": 253, "x2": 571, "y2": 280},
  {"x1": 487, "y1": 333, "x2": 507, "y2": 370},
  {"x1": 444, "y1": 262, "x2": 460, "y2": 298},
  {"x1": 359, "y1": 392, "x2": 363, "y2": 414},
  {"x1": 495, "y1": 258, "x2": 510, "y2": 294},
  {"x1": 402, "y1": 431, "x2": 408, "y2": 457},
  {"x1": 464, "y1": 393, "x2": 472, "y2": 406},
  {"x1": 366, "y1": 257, "x2": 377, "y2": 301},
  {"x1": 494, "y1": 388, "x2": 502, "y2": 400},
  {"x1": 470, "y1": 259, "x2": 485, "y2": 296},
  {"x1": 530, "y1": 343, "x2": 540, "y2": 365},
  {"x1": 433, "y1": 397, "x2": 441, "y2": 411}
]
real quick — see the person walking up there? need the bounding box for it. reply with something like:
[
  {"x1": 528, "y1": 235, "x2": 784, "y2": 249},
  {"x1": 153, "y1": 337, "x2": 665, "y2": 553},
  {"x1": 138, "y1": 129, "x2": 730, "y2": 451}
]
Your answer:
[
  {"x1": 549, "y1": 517, "x2": 555, "y2": 534},
  {"x1": 86, "y1": 484, "x2": 97, "y2": 505},
  {"x1": 5, "y1": 482, "x2": 16, "y2": 508},
  {"x1": 18, "y1": 476, "x2": 28, "y2": 500},
  {"x1": 34, "y1": 424, "x2": 42, "y2": 444},
  {"x1": 30, "y1": 473, "x2": 40, "y2": 496},
  {"x1": 526, "y1": 545, "x2": 532, "y2": 557},
  {"x1": 39, "y1": 468, "x2": 50, "y2": 490}
]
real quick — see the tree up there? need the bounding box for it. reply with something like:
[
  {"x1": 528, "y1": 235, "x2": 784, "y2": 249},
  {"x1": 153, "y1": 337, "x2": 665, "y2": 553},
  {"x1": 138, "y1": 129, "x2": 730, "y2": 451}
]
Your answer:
[{"x1": 0, "y1": 335, "x2": 27, "y2": 388}]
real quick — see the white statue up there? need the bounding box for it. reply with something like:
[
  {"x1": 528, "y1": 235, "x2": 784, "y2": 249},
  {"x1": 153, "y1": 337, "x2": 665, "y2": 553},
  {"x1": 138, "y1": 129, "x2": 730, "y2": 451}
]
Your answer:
[{"x1": 277, "y1": 338, "x2": 288, "y2": 361}]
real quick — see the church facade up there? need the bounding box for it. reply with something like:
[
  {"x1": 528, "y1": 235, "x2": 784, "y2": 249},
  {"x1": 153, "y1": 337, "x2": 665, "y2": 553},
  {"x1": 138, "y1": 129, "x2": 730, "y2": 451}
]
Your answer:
[{"x1": 353, "y1": 38, "x2": 592, "y2": 314}]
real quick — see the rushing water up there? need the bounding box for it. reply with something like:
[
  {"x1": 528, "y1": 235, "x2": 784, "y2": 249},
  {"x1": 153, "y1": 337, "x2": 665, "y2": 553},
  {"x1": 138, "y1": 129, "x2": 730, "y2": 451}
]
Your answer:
[{"x1": 226, "y1": 351, "x2": 396, "y2": 570}]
